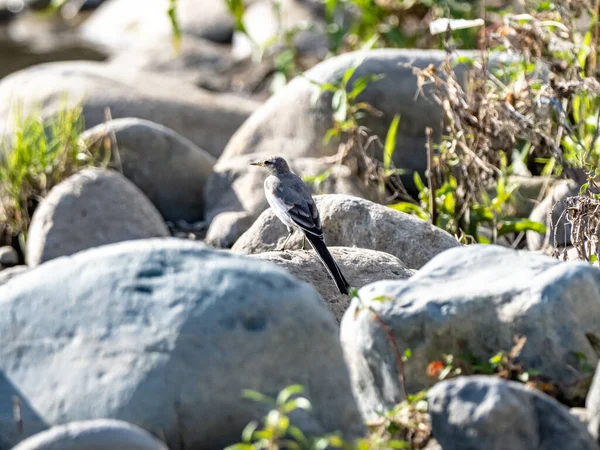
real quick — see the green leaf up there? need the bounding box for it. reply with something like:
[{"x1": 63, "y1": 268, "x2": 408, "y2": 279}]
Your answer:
[
  {"x1": 371, "y1": 295, "x2": 395, "y2": 302},
  {"x1": 323, "y1": 128, "x2": 339, "y2": 144},
  {"x1": 242, "y1": 389, "x2": 275, "y2": 405},
  {"x1": 167, "y1": 0, "x2": 182, "y2": 50},
  {"x1": 349, "y1": 74, "x2": 384, "y2": 100},
  {"x1": 388, "y1": 202, "x2": 429, "y2": 221},
  {"x1": 497, "y1": 218, "x2": 546, "y2": 236},
  {"x1": 332, "y1": 90, "x2": 347, "y2": 123},
  {"x1": 489, "y1": 352, "x2": 504, "y2": 366},
  {"x1": 241, "y1": 420, "x2": 259, "y2": 443},
  {"x1": 276, "y1": 384, "x2": 304, "y2": 406},
  {"x1": 282, "y1": 397, "x2": 311, "y2": 413},
  {"x1": 384, "y1": 114, "x2": 401, "y2": 171},
  {"x1": 288, "y1": 426, "x2": 308, "y2": 445},
  {"x1": 580, "y1": 182, "x2": 589, "y2": 195},
  {"x1": 413, "y1": 171, "x2": 425, "y2": 193}
]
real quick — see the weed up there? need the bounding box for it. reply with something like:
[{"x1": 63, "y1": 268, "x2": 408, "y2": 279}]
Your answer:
[
  {"x1": 226, "y1": 384, "x2": 423, "y2": 449},
  {"x1": 0, "y1": 101, "x2": 110, "y2": 250}
]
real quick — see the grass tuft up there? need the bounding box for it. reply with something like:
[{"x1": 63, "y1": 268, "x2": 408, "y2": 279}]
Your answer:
[{"x1": 0, "y1": 100, "x2": 110, "y2": 250}]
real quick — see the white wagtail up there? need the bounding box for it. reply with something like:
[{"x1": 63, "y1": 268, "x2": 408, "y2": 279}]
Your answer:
[{"x1": 250, "y1": 156, "x2": 351, "y2": 295}]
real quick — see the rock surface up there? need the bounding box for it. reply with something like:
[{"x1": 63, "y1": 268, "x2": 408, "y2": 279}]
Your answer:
[
  {"x1": 340, "y1": 244, "x2": 600, "y2": 419},
  {"x1": 205, "y1": 156, "x2": 381, "y2": 247},
  {"x1": 250, "y1": 247, "x2": 415, "y2": 322},
  {"x1": 0, "y1": 265, "x2": 29, "y2": 285},
  {"x1": 107, "y1": 34, "x2": 233, "y2": 87},
  {"x1": 81, "y1": 118, "x2": 216, "y2": 222},
  {"x1": 0, "y1": 245, "x2": 18, "y2": 266},
  {"x1": 26, "y1": 168, "x2": 169, "y2": 267},
  {"x1": 12, "y1": 419, "x2": 168, "y2": 450},
  {"x1": 0, "y1": 238, "x2": 364, "y2": 449},
  {"x1": 0, "y1": 61, "x2": 259, "y2": 158},
  {"x1": 221, "y1": 49, "x2": 476, "y2": 192},
  {"x1": 429, "y1": 376, "x2": 598, "y2": 450},
  {"x1": 234, "y1": 194, "x2": 459, "y2": 270},
  {"x1": 586, "y1": 362, "x2": 600, "y2": 442},
  {"x1": 205, "y1": 211, "x2": 257, "y2": 248},
  {"x1": 81, "y1": 0, "x2": 234, "y2": 50},
  {"x1": 527, "y1": 179, "x2": 580, "y2": 251}
]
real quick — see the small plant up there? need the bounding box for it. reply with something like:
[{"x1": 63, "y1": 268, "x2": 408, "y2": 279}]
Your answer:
[
  {"x1": 389, "y1": 161, "x2": 546, "y2": 244},
  {"x1": 227, "y1": 385, "x2": 425, "y2": 450},
  {"x1": 367, "y1": 391, "x2": 431, "y2": 450},
  {"x1": 324, "y1": 0, "x2": 479, "y2": 53},
  {"x1": 0, "y1": 101, "x2": 110, "y2": 249}
]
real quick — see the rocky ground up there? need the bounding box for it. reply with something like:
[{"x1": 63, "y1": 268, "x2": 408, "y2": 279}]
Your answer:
[{"x1": 1, "y1": 1, "x2": 600, "y2": 450}]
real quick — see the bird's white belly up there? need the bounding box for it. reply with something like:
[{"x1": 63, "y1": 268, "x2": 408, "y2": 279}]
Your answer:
[{"x1": 265, "y1": 185, "x2": 296, "y2": 229}]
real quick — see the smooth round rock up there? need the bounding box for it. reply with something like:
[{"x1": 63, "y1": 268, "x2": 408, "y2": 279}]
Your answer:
[{"x1": 26, "y1": 168, "x2": 169, "y2": 266}]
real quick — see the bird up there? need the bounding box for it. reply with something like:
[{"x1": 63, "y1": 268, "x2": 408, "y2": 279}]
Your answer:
[{"x1": 250, "y1": 156, "x2": 351, "y2": 295}]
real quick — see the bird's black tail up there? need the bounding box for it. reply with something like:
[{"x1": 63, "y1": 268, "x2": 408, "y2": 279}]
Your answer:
[{"x1": 305, "y1": 233, "x2": 350, "y2": 295}]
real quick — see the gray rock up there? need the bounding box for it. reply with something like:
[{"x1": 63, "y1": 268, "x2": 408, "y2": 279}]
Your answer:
[
  {"x1": 527, "y1": 179, "x2": 580, "y2": 251},
  {"x1": 0, "y1": 245, "x2": 18, "y2": 266},
  {"x1": 204, "y1": 211, "x2": 257, "y2": 248},
  {"x1": 81, "y1": 0, "x2": 234, "y2": 49},
  {"x1": 26, "y1": 168, "x2": 169, "y2": 267},
  {"x1": 205, "y1": 155, "x2": 380, "y2": 247},
  {"x1": 0, "y1": 238, "x2": 364, "y2": 449},
  {"x1": 340, "y1": 245, "x2": 600, "y2": 419},
  {"x1": 0, "y1": 265, "x2": 29, "y2": 285},
  {"x1": 428, "y1": 376, "x2": 598, "y2": 450},
  {"x1": 107, "y1": 34, "x2": 234, "y2": 87},
  {"x1": 572, "y1": 407, "x2": 590, "y2": 426},
  {"x1": 249, "y1": 247, "x2": 415, "y2": 322},
  {"x1": 81, "y1": 118, "x2": 216, "y2": 222},
  {"x1": 12, "y1": 419, "x2": 168, "y2": 450},
  {"x1": 0, "y1": 61, "x2": 259, "y2": 159},
  {"x1": 221, "y1": 49, "x2": 479, "y2": 192},
  {"x1": 233, "y1": 194, "x2": 459, "y2": 270},
  {"x1": 586, "y1": 362, "x2": 600, "y2": 441}
]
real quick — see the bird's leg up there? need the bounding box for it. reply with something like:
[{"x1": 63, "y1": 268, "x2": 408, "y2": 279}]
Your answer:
[
  {"x1": 301, "y1": 235, "x2": 306, "y2": 251},
  {"x1": 278, "y1": 227, "x2": 294, "y2": 251}
]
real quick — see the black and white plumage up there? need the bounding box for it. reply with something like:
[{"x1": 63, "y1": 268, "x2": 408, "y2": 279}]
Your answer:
[{"x1": 250, "y1": 156, "x2": 351, "y2": 295}]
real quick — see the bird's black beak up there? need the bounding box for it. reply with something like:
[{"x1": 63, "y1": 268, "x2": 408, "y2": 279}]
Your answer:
[{"x1": 249, "y1": 161, "x2": 264, "y2": 167}]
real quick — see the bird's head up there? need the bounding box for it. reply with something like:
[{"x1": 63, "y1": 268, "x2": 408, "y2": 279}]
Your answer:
[{"x1": 250, "y1": 156, "x2": 291, "y2": 174}]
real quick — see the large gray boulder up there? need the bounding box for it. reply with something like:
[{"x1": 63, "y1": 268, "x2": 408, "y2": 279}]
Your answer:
[
  {"x1": 81, "y1": 118, "x2": 216, "y2": 222},
  {"x1": 12, "y1": 419, "x2": 168, "y2": 450},
  {"x1": 80, "y1": 0, "x2": 234, "y2": 49},
  {"x1": 0, "y1": 238, "x2": 363, "y2": 450},
  {"x1": 250, "y1": 247, "x2": 415, "y2": 322},
  {"x1": 340, "y1": 244, "x2": 600, "y2": 419},
  {"x1": 107, "y1": 34, "x2": 235, "y2": 88},
  {"x1": 234, "y1": 194, "x2": 459, "y2": 270},
  {"x1": 221, "y1": 49, "x2": 474, "y2": 191},
  {"x1": 26, "y1": 168, "x2": 169, "y2": 267},
  {"x1": 429, "y1": 376, "x2": 598, "y2": 450},
  {"x1": 205, "y1": 155, "x2": 381, "y2": 247},
  {"x1": 0, "y1": 61, "x2": 259, "y2": 159}
]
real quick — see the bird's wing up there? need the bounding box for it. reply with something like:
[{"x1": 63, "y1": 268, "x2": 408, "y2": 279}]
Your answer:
[{"x1": 270, "y1": 174, "x2": 323, "y2": 238}]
